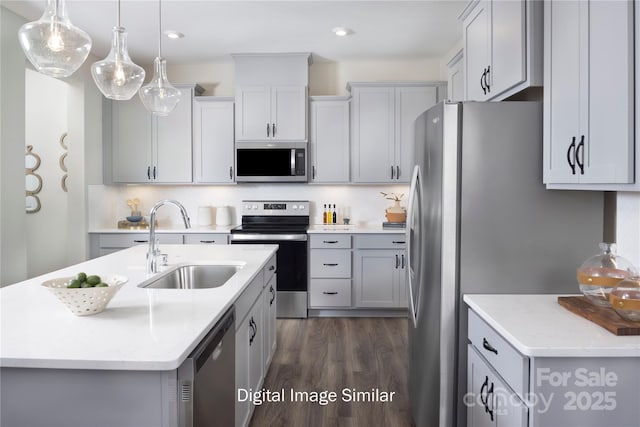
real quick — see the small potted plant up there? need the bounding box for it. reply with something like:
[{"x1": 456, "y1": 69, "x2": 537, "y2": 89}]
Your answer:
[{"x1": 380, "y1": 192, "x2": 406, "y2": 223}]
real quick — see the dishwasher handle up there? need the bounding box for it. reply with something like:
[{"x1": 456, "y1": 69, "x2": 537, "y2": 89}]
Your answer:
[{"x1": 192, "y1": 307, "x2": 235, "y2": 373}]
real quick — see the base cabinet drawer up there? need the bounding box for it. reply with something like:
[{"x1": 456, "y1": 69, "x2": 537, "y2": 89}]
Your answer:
[
  {"x1": 310, "y1": 234, "x2": 351, "y2": 249},
  {"x1": 183, "y1": 233, "x2": 228, "y2": 244},
  {"x1": 309, "y1": 249, "x2": 351, "y2": 278},
  {"x1": 309, "y1": 279, "x2": 352, "y2": 307}
]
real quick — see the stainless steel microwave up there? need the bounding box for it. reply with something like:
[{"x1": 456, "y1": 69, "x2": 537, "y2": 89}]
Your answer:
[{"x1": 235, "y1": 143, "x2": 307, "y2": 182}]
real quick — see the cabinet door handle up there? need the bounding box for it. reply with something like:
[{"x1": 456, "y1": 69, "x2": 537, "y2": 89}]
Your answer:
[
  {"x1": 323, "y1": 240, "x2": 338, "y2": 244},
  {"x1": 323, "y1": 263, "x2": 339, "y2": 267},
  {"x1": 312, "y1": 165, "x2": 316, "y2": 180},
  {"x1": 576, "y1": 135, "x2": 585, "y2": 175},
  {"x1": 482, "y1": 337, "x2": 499, "y2": 355},
  {"x1": 401, "y1": 254, "x2": 405, "y2": 269},
  {"x1": 152, "y1": 166, "x2": 157, "y2": 180},
  {"x1": 480, "y1": 68, "x2": 487, "y2": 94},
  {"x1": 390, "y1": 165, "x2": 395, "y2": 180},
  {"x1": 480, "y1": 375, "x2": 489, "y2": 407},
  {"x1": 486, "y1": 382, "x2": 495, "y2": 421},
  {"x1": 396, "y1": 165, "x2": 400, "y2": 180},
  {"x1": 133, "y1": 239, "x2": 149, "y2": 243},
  {"x1": 392, "y1": 241, "x2": 406, "y2": 244},
  {"x1": 395, "y1": 254, "x2": 399, "y2": 269},
  {"x1": 485, "y1": 65, "x2": 491, "y2": 93},
  {"x1": 199, "y1": 240, "x2": 216, "y2": 244},
  {"x1": 270, "y1": 285, "x2": 275, "y2": 305},
  {"x1": 268, "y1": 265, "x2": 276, "y2": 271},
  {"x1": 566, "y1": 136, "x2": 577, "y2": 175},
  {"x1": 323, "y1": 291, "x2": 338, "y2": 295},
  {"x1": 266, "y1": 123, "x2": 270, "y2": 137},
  {"x1": 147, "y1": 166, "x2": 151, "y2": 180},
  {"x1": 272, "y1": 123, "x2": 276, "y2": 137},
  {"x1": 229, "y1": 166, "x2": 233, "y2": 180}
]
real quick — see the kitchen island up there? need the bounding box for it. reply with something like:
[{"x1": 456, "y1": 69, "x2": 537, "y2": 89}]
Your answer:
[
  {"x1": 0, "y1": 244, "x2": 277, "y2": 427},
  {"x1": 464, "y1": 294, "x2": 640, "y2": 427}
]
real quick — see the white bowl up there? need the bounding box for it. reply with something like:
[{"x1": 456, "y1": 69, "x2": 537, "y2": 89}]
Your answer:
[{"x1": 42, "y1": 275, "x2": 128, "y2": 316}]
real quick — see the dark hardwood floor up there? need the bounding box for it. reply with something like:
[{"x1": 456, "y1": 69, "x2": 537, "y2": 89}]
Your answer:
[{"x1": 249, "y1": 317, "x2": 414, "y2": 427}]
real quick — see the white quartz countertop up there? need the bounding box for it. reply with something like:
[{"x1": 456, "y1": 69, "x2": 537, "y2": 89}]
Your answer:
[
  {"x1": 464, "y1": 294, "x2": 640, "y2": 358},
  {"x1": 307, "y1": 224, "x2": 405, "y2": 234},
  {"x1": 88, "y1": 225, "x2": 236, "y2": 234},
  {"x1": 0, "y1": 244, "x2": 277, "y2": 371}
]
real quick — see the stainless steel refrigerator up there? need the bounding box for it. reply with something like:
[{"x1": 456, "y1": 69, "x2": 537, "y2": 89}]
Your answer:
[{"x1": 406, "y1": 101, "x2": 604, "y2": 427}]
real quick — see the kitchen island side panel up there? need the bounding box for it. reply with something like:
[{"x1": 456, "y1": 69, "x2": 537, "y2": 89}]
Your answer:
[{"x1": 0, "y1": 368, "x2": 177, "y2": 427}]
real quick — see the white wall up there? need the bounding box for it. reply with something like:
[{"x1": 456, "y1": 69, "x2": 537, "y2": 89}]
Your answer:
[
  {"x1": 0, "y1": 6, "x2": 28, "y2": 286},
  {"x1": 24, "y1": 69, "x2": 69, "y2": 277},
  {"x1": 616, "y1": 192, "x2": 640, "y2": 268},
  {"x1": 88, "y1": 183, "x2": 410, "y2": 229},
  {"x1": 168, "y1": 58, "x2": 445, "y2": 96}
]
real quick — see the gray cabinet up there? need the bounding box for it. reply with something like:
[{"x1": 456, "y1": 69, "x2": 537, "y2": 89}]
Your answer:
[
  {"x1": 309, "y1": 96, "x2": 350, "y2": 183},
  {"x1": 543, "y1": 0, "x2": 637, "y2": 190},
  {"x1": 447, "y1": 49, "x2": 465, "y2": 102},
  {"x1": 235, "y1": 85, "x2": 307, "y2": 142},
  {"x1": 349, "y1": 82, "x2": 442, "y2": 183},
  {"x1": 193, "y1": 97, "x2": 235, "y2": 183},
  {"x1": 467, "y1": 308, "x2": 640, "y2": 427},
  {"x1": 235, "y1": 255, "x2": 276, "y2": 427},
  {"x1": 308, "y1": 234, "x2": 352, "y2": 309},
  {"x1": 107, "y1": 84, "x2": 203, "y2": 183},
  {"x1": 461, "y1": 0, "x2": 542, "y2": 101},
  {"x1": 89, "y1": 232, "x2": 229, "y2": 258}
]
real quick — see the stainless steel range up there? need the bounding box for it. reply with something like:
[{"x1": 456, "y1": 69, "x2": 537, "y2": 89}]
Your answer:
[{"x1": 229, "y1": 200, "x2": 309, "y2": 318}]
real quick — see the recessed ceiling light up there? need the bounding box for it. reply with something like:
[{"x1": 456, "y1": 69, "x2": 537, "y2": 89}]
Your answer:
[
  {"x1": 164, "y1": 30, "x2": 185, "y2": 40},
  {"x1": 332, "y1": 27, "x2": 353, "y2": 37}
]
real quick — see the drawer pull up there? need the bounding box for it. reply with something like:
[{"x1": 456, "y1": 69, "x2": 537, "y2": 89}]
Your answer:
[
  {"x1": 133, "y1": 239, "x2": 149, "y2": 243},
  {"x1": 322, "y1": 291, "x2": 338, "y2": 295},
  {"x1": 392, "y1": 241, "x2": 406, "y2": 244},
  {"x1": 482, "y1": 337, "x2": 498, "y2": 355},
  {"x1": 323, "y1": 263, "x2": 339, "y2": 267},
  {"x1": 199, "y1": 240, "x2": 216, "y2": 244},
  {"x1": 323, "y1": 240, "x2": 339, "y2": 244}
]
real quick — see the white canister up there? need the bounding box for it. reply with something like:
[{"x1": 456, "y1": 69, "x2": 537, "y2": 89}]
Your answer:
[
  {"x1": 215, "y1": 206, "x2": 232, "y2": 226},
  {"x1": 197, "y1": 206, "x2": 213, "y2": 226}
]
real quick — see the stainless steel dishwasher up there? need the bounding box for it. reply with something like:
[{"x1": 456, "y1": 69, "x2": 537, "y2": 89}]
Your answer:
[{"x1": 177, "y1": 306, "x2": 235, "y2": 427}]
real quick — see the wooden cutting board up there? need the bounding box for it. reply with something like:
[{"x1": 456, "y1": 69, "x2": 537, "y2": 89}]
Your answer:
[{"x1": 557, "y1": 296, "x2": 640, "y2": 336}]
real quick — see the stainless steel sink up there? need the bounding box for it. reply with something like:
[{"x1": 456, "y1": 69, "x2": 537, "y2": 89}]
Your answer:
[{"x1": 140, "y1": 264, "x2": 241, "y2": 289}]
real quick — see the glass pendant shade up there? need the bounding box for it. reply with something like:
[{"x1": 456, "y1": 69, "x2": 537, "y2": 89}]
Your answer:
[
  {"x1": 18, "y1": 0, "x2": 92, "y2": 78},
  {"x1": 91, "y1": 27, "x2": 145, "y2": 100},
  {"x1": 139, "y1": 57, "x2": 181, "y2": 116}
]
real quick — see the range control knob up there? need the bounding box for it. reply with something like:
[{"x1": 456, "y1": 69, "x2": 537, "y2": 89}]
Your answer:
[
  {"x1": 299, "y1": 205, "x2": 305, "y2": 210},
  {"x1": 292, "y1": 205, "x2": 298, "y2": 210},
  {"x1": 252, "y1": 204, "x2": 258, "y2": 210}
]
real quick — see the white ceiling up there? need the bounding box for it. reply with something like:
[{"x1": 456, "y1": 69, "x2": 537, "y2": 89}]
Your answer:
[{"x1": 3, "y1": 0, "x2": 466, "y2": 65}]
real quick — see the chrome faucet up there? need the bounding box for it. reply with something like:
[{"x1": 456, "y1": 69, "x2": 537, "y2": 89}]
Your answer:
[{"x1": 147, "y1": 199, "x2": 191, "y2": 273}]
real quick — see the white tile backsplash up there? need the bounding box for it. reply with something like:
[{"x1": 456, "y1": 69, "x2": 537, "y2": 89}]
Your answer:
[
  {"x1": 616, "y1": 192, "x2": 640, "y2": 268},
  {"x1": 88, "y1": 184, "x2": 409, "y2": 229}
]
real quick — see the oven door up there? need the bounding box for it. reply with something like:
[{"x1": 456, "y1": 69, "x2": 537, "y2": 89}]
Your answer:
[{"x1": 229, "y1": 233, "x2": 308, "y2": 318}]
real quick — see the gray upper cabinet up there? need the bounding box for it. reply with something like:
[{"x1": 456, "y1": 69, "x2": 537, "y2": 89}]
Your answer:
[
  {"x1": 349, "y1": 82, "x2": 443, "y2": 183},
  {"x1": 543, "y1": 0, "x2": 638, "y2": 191},
  {"x1": 193, "y1": 97, "x2": 235, "y2": 184},
  {"x1": 447, "y1": 49, "x2": 465, "y2": 102},
  {"x1": 232, "y1": 53, "x2": 310, "y2": 143},
  {"x1": 107, "y1": 84, "x2": 202, "y2": 184},
  {"x1": 309, "y1": 96, "x2": 350, "y2": 183},
  {"x1": 461, "y1": 0, "x2": 542, "y2": 101}
]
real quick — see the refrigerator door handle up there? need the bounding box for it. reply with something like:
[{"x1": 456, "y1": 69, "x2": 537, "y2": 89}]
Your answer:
[{"x1": 406, "y1": 165, "x2": 421, "y2": 328}]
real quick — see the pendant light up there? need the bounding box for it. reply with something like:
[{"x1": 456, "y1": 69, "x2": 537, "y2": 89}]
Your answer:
[
  {"x1": 139, "y1": 0, "x2": 181, "y2": 116},
  {"x1": 91, "y1": 0, "x2": 145, "y2": 100},
  {"x1": 18, "y1": 0, "x2": 92, "y2": 78}
]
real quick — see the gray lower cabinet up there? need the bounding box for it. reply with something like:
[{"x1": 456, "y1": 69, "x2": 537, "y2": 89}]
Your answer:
[
  {"x1": 308, "y1": 233, "x2": 407, "y2": 311},
  {"x1": 467, "y1": 309, "x2": 640, "y2": 427},
  {"x1": 309, "y1": 234, "x2": 352, "y2": 309},
  {"x1": 89, "y1": 232, "x2": 229, "y2": 258},
  {"x1": 235, "y1": 254, "x2": 276, "y2": 427},
  {"x1": 353, "y1": 234, "x2": 407, "y2": 308}
]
